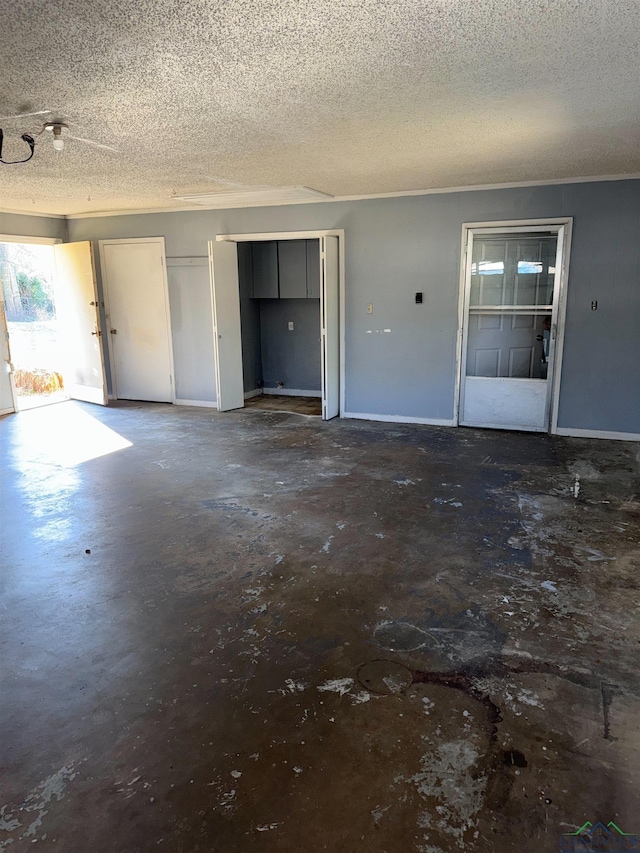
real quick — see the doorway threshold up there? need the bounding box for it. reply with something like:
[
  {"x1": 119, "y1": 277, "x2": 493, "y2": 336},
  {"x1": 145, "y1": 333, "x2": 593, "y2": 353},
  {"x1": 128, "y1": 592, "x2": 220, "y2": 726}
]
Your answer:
[
  {"x1": 244, "y1": 394, "x2": 322, "y2": 416},
  {"x1": 16, "y1": 391, "x2": 70, "y2": 411}
]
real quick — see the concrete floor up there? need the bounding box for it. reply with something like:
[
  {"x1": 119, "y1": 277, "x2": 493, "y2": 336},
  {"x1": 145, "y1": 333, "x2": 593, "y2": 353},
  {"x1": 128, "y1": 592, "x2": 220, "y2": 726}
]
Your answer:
[
  {"x1": 244, "y1": 395, "x2": 322, "y2": 416},
  {"x1": 1, "y1": 401, "x2": 639, "y2": 852}
]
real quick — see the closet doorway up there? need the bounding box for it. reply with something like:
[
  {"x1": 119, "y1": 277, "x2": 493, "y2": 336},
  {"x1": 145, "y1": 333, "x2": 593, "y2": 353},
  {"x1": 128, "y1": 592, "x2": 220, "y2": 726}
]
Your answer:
[{"x1": 208, "y1": 231, "x2": 342, "y2": 420}]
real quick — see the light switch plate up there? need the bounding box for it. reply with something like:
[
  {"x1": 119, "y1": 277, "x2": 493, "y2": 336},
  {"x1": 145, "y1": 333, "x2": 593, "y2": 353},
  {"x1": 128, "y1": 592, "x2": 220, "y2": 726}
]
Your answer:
[{"x1": 288, "y1": 321, "x2": 294, "y2": 330}]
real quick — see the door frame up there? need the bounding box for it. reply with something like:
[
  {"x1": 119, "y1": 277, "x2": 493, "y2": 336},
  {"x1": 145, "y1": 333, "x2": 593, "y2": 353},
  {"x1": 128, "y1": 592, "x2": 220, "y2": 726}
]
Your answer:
[
  {"x1": 98, "y1": 237, "x2": 176, "y2": 403},
  {"x1": 454, "y1": 218, "x2": 573, "y2": 434},
  {"x1": 215, "y1": 229, "x2": 345, "y2": 417},
  {"x1": 0, "y1": 296, "x2": 17, "y2": 416}
]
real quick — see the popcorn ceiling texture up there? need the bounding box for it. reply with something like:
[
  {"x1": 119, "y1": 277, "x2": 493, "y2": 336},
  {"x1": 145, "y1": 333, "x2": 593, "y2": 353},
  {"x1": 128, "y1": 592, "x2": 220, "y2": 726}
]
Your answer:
[{"x1": 0, "y1": 0, "x2": 639, "y2": 215}]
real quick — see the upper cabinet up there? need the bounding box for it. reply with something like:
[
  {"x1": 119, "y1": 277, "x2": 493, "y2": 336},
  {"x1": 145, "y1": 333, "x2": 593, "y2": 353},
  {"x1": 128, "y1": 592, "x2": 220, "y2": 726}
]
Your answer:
[
  {"x1": 251, "y1": 242, "x2": 279, "y2": 298},
  {"x1": 237, "y1": 243, "x2": 253, "y2": 299},
  {"x1": 278, "y1": 240, "x2": 307, "y2": 299},
  {"x1": 246, "y1": 239, "x2": 321, "y2": 299},
  {"x1": 305, "y1": 240, "x2": 320, "y2": 299}
]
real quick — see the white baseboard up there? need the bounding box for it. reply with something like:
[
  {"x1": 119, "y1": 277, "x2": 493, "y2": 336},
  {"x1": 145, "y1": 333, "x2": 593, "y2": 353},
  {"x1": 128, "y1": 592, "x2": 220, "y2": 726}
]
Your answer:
[
  {"x1": 460, "y1": 420, "x2": 545, "y2": 432},
  {"x1": 175, "y1": 398, "x2": 218, "y2": 408},
  {"x1": 555, "y1": 427, "x2": 640, "y2": 442},
  {"x1": 343, "y1": 411, "x2": 456, "y2": 427},
  {"x1": 263, "y1": 387, "x2": 322, "y2": 398},
  {"x1": 0, "y1": 406, "x2": 14, "y2": 417},
  {"x1": 244, "y1": 389, "x2": 263, "y2": 400}
]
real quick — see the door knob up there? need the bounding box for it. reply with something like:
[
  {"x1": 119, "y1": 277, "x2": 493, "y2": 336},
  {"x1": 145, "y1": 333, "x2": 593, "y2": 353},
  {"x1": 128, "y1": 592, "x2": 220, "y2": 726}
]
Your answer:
[
  {"x1": 110, "y1": 329, "x2": 117, "y2": 334},
  {"x1": 91, "y1": 330, "x2": 102, "y2": 337},
  {"x1": 536, "y1": 334, "x2": 543, "y2": 341}
]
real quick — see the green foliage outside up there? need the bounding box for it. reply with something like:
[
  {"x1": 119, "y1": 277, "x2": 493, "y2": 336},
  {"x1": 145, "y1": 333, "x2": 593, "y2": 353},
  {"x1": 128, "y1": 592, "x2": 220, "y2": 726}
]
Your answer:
[{"x1": 16, "y1": 271, "x2": 55, "y2": 320}]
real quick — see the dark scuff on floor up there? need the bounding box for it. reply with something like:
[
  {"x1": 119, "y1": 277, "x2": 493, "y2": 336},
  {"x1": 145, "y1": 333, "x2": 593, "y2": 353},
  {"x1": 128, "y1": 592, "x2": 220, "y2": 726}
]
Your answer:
[{"x1": 1, "y1": 401, "x2": 639, "y2": 851}]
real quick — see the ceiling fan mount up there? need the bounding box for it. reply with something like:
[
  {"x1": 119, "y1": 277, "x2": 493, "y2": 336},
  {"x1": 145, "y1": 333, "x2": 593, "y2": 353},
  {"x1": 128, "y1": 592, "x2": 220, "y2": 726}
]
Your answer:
[
  {"x1": 38, "y1": 119, "x2": 118, "y2": 153},
  {"x1": 43, "y1": 121, "x2": 68, "y2": 150}
]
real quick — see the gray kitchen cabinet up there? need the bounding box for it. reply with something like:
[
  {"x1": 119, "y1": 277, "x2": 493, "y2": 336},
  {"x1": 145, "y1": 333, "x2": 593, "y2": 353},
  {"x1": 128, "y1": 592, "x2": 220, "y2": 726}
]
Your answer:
[
  {"x1": 306, "y1": 240, "x2": 320, "y2": 298},
  {"x1": 251, "y1": 241, "x2": 279, "y2": 298},
  {"x1": 237, "y1": 242, "x2": 253, "y2": 298},
  {"x1": 278, "y1": 240, "x2": 307, "y2": 299}
]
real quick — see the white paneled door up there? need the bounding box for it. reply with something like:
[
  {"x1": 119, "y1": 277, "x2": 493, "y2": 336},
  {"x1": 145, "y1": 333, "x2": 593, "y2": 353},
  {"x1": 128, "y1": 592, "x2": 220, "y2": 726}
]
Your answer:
[
  {"x1": 321, "y1": 235, "x2": 339, "y2": 420},
  {"x1": 100, "y1": 239, "x2": 174, "y2": 403},
  {"x1": 53, "y1": 241, "x2": 107, "y2": 405},
  {"x1": 459, "y1": 225, "x2": 567, "y2": 431},
  {"x1": 208, "y1": 240, "x2": 244, "y2": 411}
]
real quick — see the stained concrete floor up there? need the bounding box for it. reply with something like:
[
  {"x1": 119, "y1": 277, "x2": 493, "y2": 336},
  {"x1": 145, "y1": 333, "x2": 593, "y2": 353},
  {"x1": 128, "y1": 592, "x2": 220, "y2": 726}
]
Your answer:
[
  {"x1": 243, "y1": 395, "x2": 322, "y2": 416},
  {"x1": 1, "y1": 401, "x2": 639, "y2": 852}
]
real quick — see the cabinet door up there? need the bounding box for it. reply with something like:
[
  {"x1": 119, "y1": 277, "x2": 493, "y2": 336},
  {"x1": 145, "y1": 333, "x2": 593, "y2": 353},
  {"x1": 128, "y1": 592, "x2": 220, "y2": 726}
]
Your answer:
[
  {"x1": 278, "y1": 240, "x2": 307, "y2": 299},
  {"x1": 237, "y1": 242, "x2": 254, "y2": 298},
  {"x1": 251, "y1": 242, "x2": 279, "y2": 298},
  {"x1": 306, "y1": 240, "x2": 321, "y2": 298}
]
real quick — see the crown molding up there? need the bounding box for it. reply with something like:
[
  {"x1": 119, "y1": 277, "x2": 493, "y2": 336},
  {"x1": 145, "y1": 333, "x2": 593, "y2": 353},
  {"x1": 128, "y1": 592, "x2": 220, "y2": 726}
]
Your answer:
[
  {"x1": 0, "y1": 206, "x2": 65, "y2": 219},
  {"x1": 5, "y1": 172, "x2": 639, "y2": 221}
]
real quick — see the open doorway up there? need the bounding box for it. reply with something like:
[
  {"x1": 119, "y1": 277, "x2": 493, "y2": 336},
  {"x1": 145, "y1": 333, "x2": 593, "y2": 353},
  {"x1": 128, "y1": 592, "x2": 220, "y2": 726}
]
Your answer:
[
  {"x1": 0, "y1": 238, "x2": 108, "y2": 417},
  {"x1": 208, "y1": 232, "x2": 341, "y2": 420},
  {"x1": 0, "y1": 241, "x2": 68, "y2": 411},
  {"x1": 238, "y1": 239, "x2": 322, "y2": 417}
]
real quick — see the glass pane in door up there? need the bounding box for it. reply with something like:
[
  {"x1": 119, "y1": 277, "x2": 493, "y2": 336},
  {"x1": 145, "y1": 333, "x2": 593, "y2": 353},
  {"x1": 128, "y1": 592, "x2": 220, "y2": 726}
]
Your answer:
[
  {"x1": 470, "y1": 234, "x2": 558, "y2": 307},
  {"x1": 513, "y1": 238, "x2": 557, "y2": 306},
  {"x1": 470, "y1": 240, "x2": 508, "y2": 306},
  {"x1": 466, "y1": 312, "x2": 551, "y2": 378}
]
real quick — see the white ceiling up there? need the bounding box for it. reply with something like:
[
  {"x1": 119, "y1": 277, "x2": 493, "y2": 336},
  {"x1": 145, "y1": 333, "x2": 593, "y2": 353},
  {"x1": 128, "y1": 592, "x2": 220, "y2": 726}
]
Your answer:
[{"x1": 1, "y1": 0, "x2": 639, "y2": 216}]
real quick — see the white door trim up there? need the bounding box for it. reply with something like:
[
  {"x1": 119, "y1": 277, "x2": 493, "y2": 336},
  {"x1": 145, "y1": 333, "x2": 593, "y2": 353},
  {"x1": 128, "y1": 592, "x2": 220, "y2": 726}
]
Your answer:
[
  {"x1": 216, "y1": 229, "x2": 345, "y2": 417},
  {"x1": 455, "y1": 218, "x2": 572, "y2": 434},
  {"x1": 98, "y1": 237, "x2": 176, "y2": 402},
  {"x1": 0, "y1": 235, "x2": 62, "y2": 245},
  {"x1": 216, "y1": 230, "x2": 343, "y2": 242}
]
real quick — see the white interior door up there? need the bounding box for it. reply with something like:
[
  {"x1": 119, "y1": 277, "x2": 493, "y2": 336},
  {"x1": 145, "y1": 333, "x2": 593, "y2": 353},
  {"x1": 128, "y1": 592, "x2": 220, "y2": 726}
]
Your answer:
[
  {"x1": 0, "y1": 295, "x2": 16, "y2": 415},
  {"x1": 101, "y1": 239, "x2": 174, "y2": 403},
  {"x1": 53, "y1": 241, "x2": 107, "y2": 405},
  {"x1": 208, "y1": 240, "x2": 244, "y2": 411},
  {"x1": 459, "y1": 227, "x2": 565, "y2": 431},
  {"x1": 321, "y1": 235, "x2": 339, "y2": 420}
]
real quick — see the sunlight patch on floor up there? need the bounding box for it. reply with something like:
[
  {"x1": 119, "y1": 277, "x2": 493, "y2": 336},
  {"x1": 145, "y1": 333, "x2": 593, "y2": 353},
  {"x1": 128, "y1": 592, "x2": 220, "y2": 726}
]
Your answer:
[{"x1": 15, "y1": 401, "x2": 132, "y2": 467}]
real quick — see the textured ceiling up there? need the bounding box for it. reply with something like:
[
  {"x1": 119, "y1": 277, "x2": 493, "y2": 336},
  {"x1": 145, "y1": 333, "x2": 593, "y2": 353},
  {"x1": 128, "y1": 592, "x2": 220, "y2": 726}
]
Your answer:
[{"x1": 0, "y1": 0, "x2": 639, "y2": 216}]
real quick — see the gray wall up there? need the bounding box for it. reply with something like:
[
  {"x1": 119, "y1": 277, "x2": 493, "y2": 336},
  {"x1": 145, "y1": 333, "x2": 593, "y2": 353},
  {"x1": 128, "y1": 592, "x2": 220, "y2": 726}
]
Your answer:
[
  {"x1": 0, "y1": 211, "x2": 67, "y2": 242},
  {"x1": 66, "y1": 178, "x2": 640, "y2": 435},
  {"x1": 259, "y1": 299, "x2": 321, "y2": 392}
]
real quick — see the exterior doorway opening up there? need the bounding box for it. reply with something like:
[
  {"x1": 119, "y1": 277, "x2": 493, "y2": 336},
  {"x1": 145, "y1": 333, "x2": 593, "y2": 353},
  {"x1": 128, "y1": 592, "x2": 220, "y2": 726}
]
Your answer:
[
  {"x1": 0, "y1": 238, "x2": 108, "y2": 419},
  {"x1": 0, "y1": 241, "x2": 68, "y2": 411}
]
